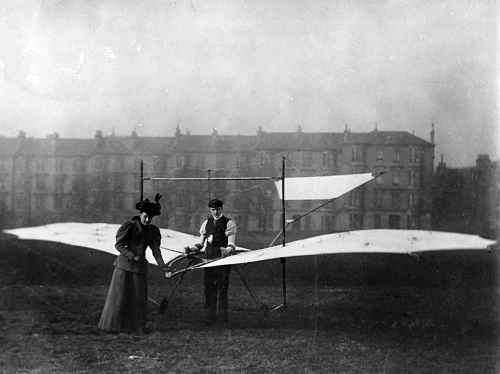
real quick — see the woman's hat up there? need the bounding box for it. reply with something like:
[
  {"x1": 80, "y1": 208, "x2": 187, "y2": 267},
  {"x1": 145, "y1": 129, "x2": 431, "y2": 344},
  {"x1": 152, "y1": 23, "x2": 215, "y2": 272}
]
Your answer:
[{"x1": 136, "y1": 193, "x2": 162, "y2": 216}]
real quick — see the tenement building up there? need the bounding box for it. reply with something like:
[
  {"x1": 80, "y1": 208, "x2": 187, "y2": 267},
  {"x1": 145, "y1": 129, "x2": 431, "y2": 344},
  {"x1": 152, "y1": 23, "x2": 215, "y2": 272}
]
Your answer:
[
  {"x1": 0, "y1": 125, "x2": 435, "y2": 237},
  {"x1": 433, "y1": 153, "x2": 498, "y2": 240}
]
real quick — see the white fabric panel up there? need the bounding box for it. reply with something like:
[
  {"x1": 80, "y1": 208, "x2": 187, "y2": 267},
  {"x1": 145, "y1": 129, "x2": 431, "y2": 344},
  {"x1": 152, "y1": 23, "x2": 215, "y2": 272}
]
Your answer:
[
  {"x1": 275, "y1": 173, "x2": 376, "y2": 201},
  {"x1": 4, "y1": 222, "x2": 202, "y2": 266},
  {"x1": 199, "y1": 230, "x2": 498, "y2": 268}
]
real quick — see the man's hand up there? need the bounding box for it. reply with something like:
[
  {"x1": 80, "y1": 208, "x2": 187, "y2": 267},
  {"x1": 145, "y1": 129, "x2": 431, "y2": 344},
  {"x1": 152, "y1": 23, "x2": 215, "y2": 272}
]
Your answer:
[
  {"x1": 159, "y1": 265, "x2": 171, "y2": 278},
  {"x1": 184, "y1": 246, "x2": 201, "y2": 255},
  {"x1": 220, "y1": 247, "x2": 234, "y2": 258}
]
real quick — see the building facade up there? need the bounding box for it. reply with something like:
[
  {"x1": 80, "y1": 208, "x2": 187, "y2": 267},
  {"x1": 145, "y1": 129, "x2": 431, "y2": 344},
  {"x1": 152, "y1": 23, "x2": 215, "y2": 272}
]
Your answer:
[
  {"x1": 0, "y1": 125, "x2": 435, "y2": 237},
  {"x1": 432, "y1": 154, "x2": 499, "y2": 240}
]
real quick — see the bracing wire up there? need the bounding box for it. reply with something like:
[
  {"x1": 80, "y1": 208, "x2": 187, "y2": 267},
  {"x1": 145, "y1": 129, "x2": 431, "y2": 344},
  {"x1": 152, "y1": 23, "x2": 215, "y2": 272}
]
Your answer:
[{"x1": 0, "y1": 285, "x2": 78, "y2": 320}]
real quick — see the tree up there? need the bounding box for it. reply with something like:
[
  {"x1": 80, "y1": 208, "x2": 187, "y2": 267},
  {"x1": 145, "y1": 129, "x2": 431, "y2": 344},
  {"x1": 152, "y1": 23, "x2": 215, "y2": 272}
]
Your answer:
[{"x1": 238, "y1": 181, "x2": 276, "y2": 233}]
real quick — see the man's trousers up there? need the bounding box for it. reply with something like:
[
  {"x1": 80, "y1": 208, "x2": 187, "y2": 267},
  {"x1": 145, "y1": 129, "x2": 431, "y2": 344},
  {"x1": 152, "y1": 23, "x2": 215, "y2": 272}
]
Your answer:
[{"x1": 204, "y1": 265, "x2": 231, "y2": 324}]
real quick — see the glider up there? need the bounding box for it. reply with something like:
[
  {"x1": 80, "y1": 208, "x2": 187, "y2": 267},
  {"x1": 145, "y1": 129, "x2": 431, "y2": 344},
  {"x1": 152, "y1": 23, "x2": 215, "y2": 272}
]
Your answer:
[
  {"x1": 4, "y1": 223, "x2": 497, "y2": 313},
  {"x1": 6, "y1": 224, "x2": 495, "y2": 272},
  {"x1": 4, "y1": 171, "x2": 496, "y2": 313}
]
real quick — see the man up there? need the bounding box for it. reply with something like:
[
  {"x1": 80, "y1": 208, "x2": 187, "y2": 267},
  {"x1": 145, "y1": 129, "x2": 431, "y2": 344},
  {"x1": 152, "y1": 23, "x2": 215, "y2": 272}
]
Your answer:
[{"x1": 186, "y1": 198, "x2": 237, "y2": 325}]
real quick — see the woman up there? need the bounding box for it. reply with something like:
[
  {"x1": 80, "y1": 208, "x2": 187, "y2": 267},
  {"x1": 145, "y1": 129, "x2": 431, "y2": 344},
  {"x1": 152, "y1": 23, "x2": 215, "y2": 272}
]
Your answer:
[{"x1": 98, "y1": 194, "x2": 168, "y2": 334}]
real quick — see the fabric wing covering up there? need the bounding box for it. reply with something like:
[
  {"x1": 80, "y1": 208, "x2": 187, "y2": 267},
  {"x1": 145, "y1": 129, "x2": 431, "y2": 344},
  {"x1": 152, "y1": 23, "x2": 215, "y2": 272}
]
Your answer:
[
  {"x1": 199, "y1": 230, "x2": 498, "y2": 268},
  {"x1": 3, "y1": 222, "x2": 206, "y2": 265},
  {"x1": 275, "y1": 173, "x2": 378, "y2": 201}
]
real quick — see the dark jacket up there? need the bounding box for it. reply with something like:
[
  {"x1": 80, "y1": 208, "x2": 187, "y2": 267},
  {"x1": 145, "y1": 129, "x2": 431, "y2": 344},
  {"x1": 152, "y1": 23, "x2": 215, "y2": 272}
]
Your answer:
[{"x1": 113, "y1": 216, "x2": 162, "y2": 274}]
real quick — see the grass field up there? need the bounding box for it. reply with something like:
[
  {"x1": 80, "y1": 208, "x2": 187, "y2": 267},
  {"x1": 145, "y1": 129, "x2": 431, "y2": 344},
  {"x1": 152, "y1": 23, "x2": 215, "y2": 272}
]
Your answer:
[{"x1": 1, "y1": 235, "x2": 499, "y2": 373}]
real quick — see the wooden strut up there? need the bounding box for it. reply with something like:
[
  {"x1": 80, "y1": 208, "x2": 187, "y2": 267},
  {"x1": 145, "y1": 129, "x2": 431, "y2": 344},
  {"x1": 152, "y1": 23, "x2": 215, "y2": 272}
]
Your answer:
[{"x1": 158, "y1": 255, "x2": 200, "y2": 313}]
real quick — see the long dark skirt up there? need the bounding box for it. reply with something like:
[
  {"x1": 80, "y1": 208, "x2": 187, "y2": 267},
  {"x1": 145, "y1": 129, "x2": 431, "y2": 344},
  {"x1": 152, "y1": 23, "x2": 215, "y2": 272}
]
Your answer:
[{"x1": 98, "y1": 267, "x2": 148, "y2": 333}]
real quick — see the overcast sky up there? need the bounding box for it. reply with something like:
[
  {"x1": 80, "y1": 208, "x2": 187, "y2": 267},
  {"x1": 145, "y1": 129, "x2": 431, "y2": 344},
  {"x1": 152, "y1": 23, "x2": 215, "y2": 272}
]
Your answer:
[{"x1": 0, "y1": 0, "x2": 497, "y2": 167}]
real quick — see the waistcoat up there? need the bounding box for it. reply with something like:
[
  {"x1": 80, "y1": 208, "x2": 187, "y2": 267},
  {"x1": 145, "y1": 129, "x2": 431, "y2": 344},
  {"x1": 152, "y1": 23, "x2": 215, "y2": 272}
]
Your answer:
[{"x1": 205, "y1": 216, "x2": 230, "y2": 260}]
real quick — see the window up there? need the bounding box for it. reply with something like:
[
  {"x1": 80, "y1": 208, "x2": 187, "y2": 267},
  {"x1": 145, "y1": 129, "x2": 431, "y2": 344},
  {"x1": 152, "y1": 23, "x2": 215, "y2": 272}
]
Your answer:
[
  {"x1": 95, "y1": 156, "x2": 107, "y2": 171},
  {"x1": 265, "y1": 152, "x2": 275, "y2": 168},
  {"x1": 408, "y1": 192, "x2": 418, "y2": 208},
  {"x1": 391, "y1": 191, "x2": 400, "y2": 209},
  {"x1": 376, "y1": 148, "x2": 384, "y2": 163},
  {"x1": 374, "y1": 190, "x2": 384, "y2": 208},
  {"x1": 36, "y1": 159, "x2": 45, "y2": 173},
  {"x1": 194, "y1": 215, "x2": 201, "y2": 231},
  {"x1": 392, "y1": 170, "x2": 400, "y2": 185},
  {"x1": 348, "y1": 191, "x2": 361, "y2": 207},
  {"x1": 374, "y1": 214, "x2": 382, "y2": 229},
  {"x1": 113, "y1": 194, "x2": 124, "y2": 210},
  {"x1": 36, "y1": 175, "x2": 47, "y2": 191},
  {"x1": 410, "y1": 148, "x2": 420, "y2": 163},
  {"x1": 349, "y1": 213, "x2": 362, "y2": 230},
  {"x1": 322, "y1": 152, "x2": 335, "y2": 168},
  {"x1": 393, "y1": 148, "x2": 401, "y2": 163},
  {"x1": 176, "y1": 154, "x2": 184, "y2": 168},
  {"x1": 15, "y1": 158, "x2": 27, "y2": 172},
  {"x1": 302, "y1": 152, "x2": 314, "y2": 168},
  {"x1": 351, "y1": 147, "x2": 362, "y2": 162},
  {"x1": 389, "y1": 215, "x2": 400, "y2": 229},
  {"x1": 321, "y1": 215, "x2": 335, "y2": 231},
  {"x1": 409, "y1": 215, "x2": 419, "y2": 229},
  {"x1": 133, "y1": 174, "x2": 141, "y2": 191},
  {"x1": 234, "y1": 196, "x2": 244, "y2": 209},
  {"x1": 260, "y1": 152, "x2": 266, "y2": 167},
  {"x1": 236, "y1": 155, "x2": 244, "y2": 168},
  {"x1": 304, "y1": 216, "x2": 311, "y2": 231},
  {"x1": 153, "y1": 156, "x2": 166, "y2": 172},
  {"x1": 55, "y1": 176, "x2": 65, "y2": 193},
  {"x1": 115, "y1": 156, "x2": 126, "y2": 171},
  {"x1": 73, "y1": 158, "x2": 83, "y2": 173},
  {"x1": 0, "y1": 174, "x2": 7, "y2": 191},
  {"x1": 301, "y1": 201, "x2": 312, "y2": 209},
  {"x1": 409, "y1": 170, "x2": 419, "y2": 187},
  {"x1": 239, "y1": 216, "x2": 248, "y2": 231},
  {"x1": 267, "y1": 215, "x2": 274, "y2": 232},
  {"x1": 114, "y1": 174, "x2": 124, "y2": 190},
  {"x1": 95, "y1": 175, "x2": 107, "y2": 191},
  {"x1": 196, "y1": 155, "x2": 205, "y2": 169},
  {"x1": 56, "y1": 158, "x2": 64, "y2": 172},
  {"x1": 72, "y1": 180, "x2": 80, "y2": 193},
  {"x1": 35, "y1": 194, "x2": 46, "y2": 211},
  {"x1": 375, "y1": 174, "x2": 383, "y2": 185},
  {"x1": 216, "y1": 155, "x2": 225, "y2": 169}
]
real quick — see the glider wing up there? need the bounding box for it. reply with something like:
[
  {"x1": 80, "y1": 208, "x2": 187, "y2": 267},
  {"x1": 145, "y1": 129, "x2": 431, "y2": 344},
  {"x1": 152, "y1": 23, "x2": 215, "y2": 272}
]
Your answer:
[
  {"x1": 197, "y1": 229, "x2": 498, "y2": 268},
  {"x1": 3, "y1": 222, "x2": 202, "y2": 266}
]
